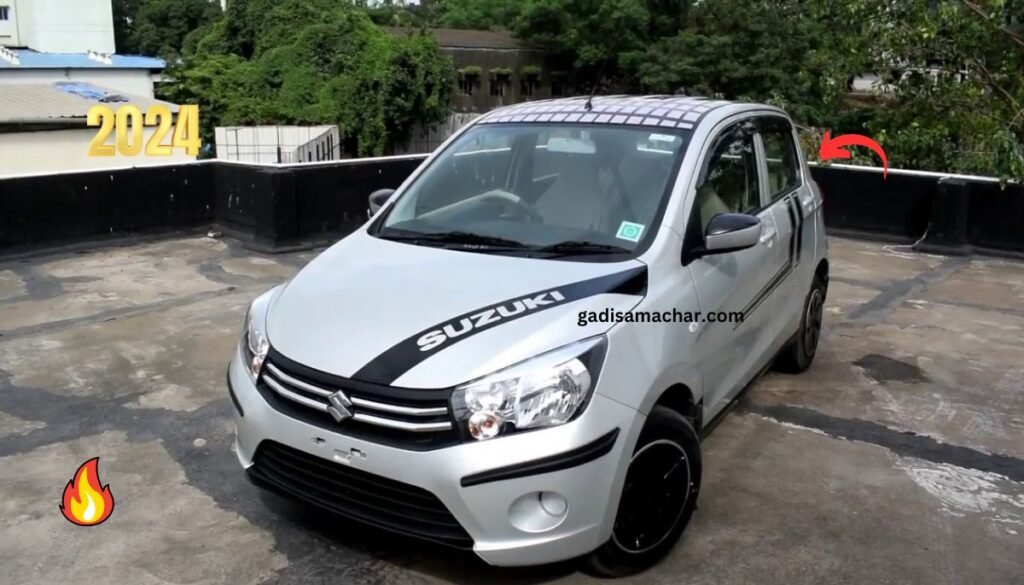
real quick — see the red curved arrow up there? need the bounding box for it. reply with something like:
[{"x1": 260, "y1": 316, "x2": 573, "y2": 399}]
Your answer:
[{"x1": 819, "y1": 131, "x2": 889, "y2": 178}]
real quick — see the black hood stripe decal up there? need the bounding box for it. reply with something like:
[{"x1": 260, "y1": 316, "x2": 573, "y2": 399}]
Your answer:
[{"x1": 353, "y1": 266, "x2": 648, "y2": 385}]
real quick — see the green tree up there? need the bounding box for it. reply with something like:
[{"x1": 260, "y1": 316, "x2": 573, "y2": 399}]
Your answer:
[
  {"x1": 511, "y1": 0, "x2": 691, "y2": 92},
  {"x1": 513, "y1": 0, "x2": 1024, "y2": 179},
  {"x1": 112, "y1": 0, "x2": 141, "y2": 53},
  {"x1": 515, "y1": 0, "x2": 652, "y2": 70},
  {"x1": 164, "y1": 0, "x2": 454, "y2": 156},
  {"x1": 851, "y1": 0, "x2": 1024, "y2": 180},
  {"x1": 132, "y1": 0, "x2": 223, "y2": 59},
  {"x1": 634, "y1": 0, "x2": 863, "y2": 125},
  {"x1": 436, "y1": 0, "x2": 522, "y2": 29},
  {"x1": 164, "y1": 0, "x2": 1024, "y2": 179}
]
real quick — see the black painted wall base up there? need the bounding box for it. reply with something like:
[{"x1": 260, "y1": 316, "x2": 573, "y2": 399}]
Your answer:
[{"x1": 1, "y1": 157, "x2": 1021, "y2": 258}]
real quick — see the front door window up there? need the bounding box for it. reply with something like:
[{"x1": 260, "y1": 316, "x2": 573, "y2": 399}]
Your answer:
[{"x1": 695, "y1": 124, "x2": 760, "y2": 232}]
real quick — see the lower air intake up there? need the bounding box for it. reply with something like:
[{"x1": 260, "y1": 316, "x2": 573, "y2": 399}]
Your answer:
[{"x1": 248, "y1": 441, "x2": 473, "y2": 549}]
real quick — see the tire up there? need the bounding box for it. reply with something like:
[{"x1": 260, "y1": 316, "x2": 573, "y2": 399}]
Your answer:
[
  {"x1": 774, "y1": 273, "x2": 826, "y2": 373},
  {"x1": 583, "y1": 406, "x2": 702, "y2": 578}
]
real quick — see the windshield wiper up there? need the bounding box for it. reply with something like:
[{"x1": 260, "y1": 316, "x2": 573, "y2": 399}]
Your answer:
[
  {"x1": 532, "y1": 240, "x2": 632, "y2": 256},
  {"x1": 378, "y1": 230, "x2": 530, "y2": 250}
]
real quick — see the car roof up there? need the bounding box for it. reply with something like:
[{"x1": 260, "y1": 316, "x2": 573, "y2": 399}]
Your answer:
[{"x1": 474, "y1": 95, "x2": 777, "y2": 132}]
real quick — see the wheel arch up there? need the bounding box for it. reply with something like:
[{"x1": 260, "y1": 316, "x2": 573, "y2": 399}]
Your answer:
[
  {"x1": 815, "y1": 258, "x2": 829, "y2": 298},
  {"x1": 652, "y1": 383, "x2": 702, "y2": 431}
]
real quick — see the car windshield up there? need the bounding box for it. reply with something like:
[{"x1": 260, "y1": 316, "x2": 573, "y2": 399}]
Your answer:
[{"x1": 374, "y1": 124, "x2": 691, "y2": 258}]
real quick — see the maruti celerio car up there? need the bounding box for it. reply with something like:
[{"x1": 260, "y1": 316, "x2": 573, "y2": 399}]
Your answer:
[{"x1": 227, "y1": 96, "x2": 828, "y2": 576}]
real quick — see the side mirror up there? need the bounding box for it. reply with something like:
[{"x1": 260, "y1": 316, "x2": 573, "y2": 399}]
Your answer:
[
  {"x1": 704, "y1": 213, "x2": 761, "y2": 255},
  {"x1": 368, "y1": 188, "x2": 396, "y2": 217}
]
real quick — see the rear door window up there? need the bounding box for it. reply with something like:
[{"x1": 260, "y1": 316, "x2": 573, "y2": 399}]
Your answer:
[{"x1": 759, "y1": 118, "x2": 801, "y2": 200}]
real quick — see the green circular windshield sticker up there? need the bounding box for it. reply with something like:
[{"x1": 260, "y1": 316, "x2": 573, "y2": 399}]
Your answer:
[{"x1": 615, "y1": 221, "x2": 646, "y2": 243}]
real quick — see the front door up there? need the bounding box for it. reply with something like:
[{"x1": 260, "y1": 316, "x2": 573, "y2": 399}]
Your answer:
[{"x1": 686, "y1": 119, "x2": 783, "y2": 418}]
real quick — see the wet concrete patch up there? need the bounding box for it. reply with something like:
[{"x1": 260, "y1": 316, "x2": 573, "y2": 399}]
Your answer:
[
  {"x1": 0, "y1": 292, "x2": 255, "y2": 407},
  {"x1": 0, "y1": 238, "x2": 230, "y2": 333},
  {"x1": 843, "y1": 256, "x2": 967, "y2": 323},
  {"x1": 744, "y1": 403, "x2": 1024, "y2": 483},
  {"x1": 635, "y1": 414, "x2": 1024, "y2": 585},
  {"x1": 0, "y1": 410, "x2": 45, "y2": 438},
  {"x1": 218, "y1": 256, "x2": 300, "y2": 283},
  {"x1": 896, "y1": 458, "x2": 1024, "y2": 529},
  {"x1": 0, "y1": 431, "x2": 288, "y2": 585},
  {"x1": 0, "y1": 269, "x2": 24, "y2": 300},
  {"x1": 818, "y1": 280, "x2": 878, "y2": 321},
  {"x1": 1, "y1": 234, "x2": 1022, "y2": 585},
  {"x1": 853, "y1": 354, "x2": 930, "y2": 384}
]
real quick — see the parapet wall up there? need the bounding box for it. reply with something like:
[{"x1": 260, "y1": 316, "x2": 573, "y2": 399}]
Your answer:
[{"x1": 1, "y1": 157, "x2": 1021, "y2": 257}]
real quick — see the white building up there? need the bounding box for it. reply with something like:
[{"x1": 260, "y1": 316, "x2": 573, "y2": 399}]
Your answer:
[
  {"x1": 0, "y1": 0, "x2": 190, "y2": 177},
  {"x1": 215, "y1": 126, "x2": 341, "y2": 163},
  {"x1": 0, "y1": 0, "x2": 116, "y2": 54},
  {"x1": 0, "y1": 48, "x2": 166, "y2": 97},
  {"x1": 0, "y1": 82, "x2": 195, "y2": 177},
  {"x1": 0, "y1": 0, "x2": 165, "y2": 97}
]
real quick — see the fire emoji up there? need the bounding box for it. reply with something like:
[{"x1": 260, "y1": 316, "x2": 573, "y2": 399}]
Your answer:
[{"x1": 60, "y1": 457, "x2": 114, "y2": 526}]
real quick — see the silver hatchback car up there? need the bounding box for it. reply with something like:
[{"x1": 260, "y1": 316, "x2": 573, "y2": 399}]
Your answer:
[{"x1": 227, "y1": 96, "x2": 828, "y2": 576}]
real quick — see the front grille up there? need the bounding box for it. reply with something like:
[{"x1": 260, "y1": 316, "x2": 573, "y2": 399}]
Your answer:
[
  {"x1": 256, "y1": 348, "x2": 461, "y2": 450},
  {"x1": 249, "y1": 441, "x2": 473, "y2": 549}
]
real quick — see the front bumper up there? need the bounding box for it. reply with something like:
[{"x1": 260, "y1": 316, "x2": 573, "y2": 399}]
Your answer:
[{"x1": 228, "y1": 346, "x2": 644, "y2": 566}]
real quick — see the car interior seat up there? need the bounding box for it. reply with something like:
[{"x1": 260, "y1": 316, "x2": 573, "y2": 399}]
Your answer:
[
  {"x1": 599, "y1": 154, "x2": 671, "y2": 234},
  {"x1": 534, "y1": 154, "x2": 607, "y2": 232},
  {"x1": 697, "y1": 185, "x2": 731, "y2": 232}
]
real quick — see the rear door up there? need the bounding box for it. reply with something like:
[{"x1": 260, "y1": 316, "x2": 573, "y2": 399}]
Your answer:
[
  {"x1": 687, "y1": 118, "x2": 783, "y2": 416},
  {"x1": 756, "y1": 116, "x2": 812, "y2": 342}
]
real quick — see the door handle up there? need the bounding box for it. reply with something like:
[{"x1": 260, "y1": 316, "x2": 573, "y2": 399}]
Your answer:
[{"x1": 760, "y1": 226, "x2": 777, "y2": 244}]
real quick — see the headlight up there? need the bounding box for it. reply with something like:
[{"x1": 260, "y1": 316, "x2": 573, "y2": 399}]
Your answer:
[
  {"x1": 240, "y1": 287, "x2": 278, "y2": 382},
  {"x1": 244, "y1": 309, "x2": 269, "y2": 381},
  {"x1": 450, "y1": 336, "x2": 607, "y2": 441}
]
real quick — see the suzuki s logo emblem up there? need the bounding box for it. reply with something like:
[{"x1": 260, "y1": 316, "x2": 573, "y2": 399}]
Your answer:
[{"x1": 326, "y1": 391, "x2": 353, "y2": 423}]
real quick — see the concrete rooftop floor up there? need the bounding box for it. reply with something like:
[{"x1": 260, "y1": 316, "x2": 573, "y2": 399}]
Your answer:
[{"x1": 0, "y1": 235, "x2": 1021, "y2": 585}]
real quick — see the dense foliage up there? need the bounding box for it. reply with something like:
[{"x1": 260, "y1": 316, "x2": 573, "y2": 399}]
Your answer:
[
  {"x1": 125, "y1": 0, "x2": 1023, "y2": 178},
  {"x1": 112, "y1": 0, "x2": 140, "y2": 54},
  {"x1": 160, "y1": 0, "x2": 454, "y2": 157},
  {"x1": 113, "y1": 0, "x2": 222, "y2": 59},
  {"x1": 364, "y1": 0, "x2": 1024, "y2": 179},
  {"x1": 851, "y1": 1, "x2": 1024, "y2": 180}
]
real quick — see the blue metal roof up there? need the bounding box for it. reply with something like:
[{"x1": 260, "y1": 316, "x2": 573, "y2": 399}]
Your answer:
[{"x1": 0, "y1": 49, "x2": 165, "y2": 70}]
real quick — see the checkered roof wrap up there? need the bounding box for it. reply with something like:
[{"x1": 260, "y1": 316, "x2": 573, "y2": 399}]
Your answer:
[{"x1": 477, "y1": 95, "x2": 732, "y2": 131}]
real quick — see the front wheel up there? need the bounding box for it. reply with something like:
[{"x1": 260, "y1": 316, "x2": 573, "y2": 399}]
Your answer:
[{"x1": 583, "y1": 406, "x2": 702, "y2": 577}]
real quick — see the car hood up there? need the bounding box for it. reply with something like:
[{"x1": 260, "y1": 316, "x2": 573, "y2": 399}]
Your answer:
[{"x1": 267, "y1": 230, "x2": 647, "y2": 388}]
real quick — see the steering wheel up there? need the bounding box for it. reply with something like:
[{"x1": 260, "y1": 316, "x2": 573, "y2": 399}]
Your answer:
[
  {"x1": 508, "y1": 196, "x2": 544, "y2": 223},
  {"x1": 483, "y1": 189, "x2": 544, "y2": 223}
]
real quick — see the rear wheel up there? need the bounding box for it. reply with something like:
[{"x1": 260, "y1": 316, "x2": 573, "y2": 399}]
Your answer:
[
  {"x1": 583, "y1": 406, "x2": 701, "y2": 577},
  {"x1": 774, "y1": 273, "x2": 826, "y2": 373}
]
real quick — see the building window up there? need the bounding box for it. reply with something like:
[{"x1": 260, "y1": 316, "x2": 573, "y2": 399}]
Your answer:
[
  {"x1": 458, "y1": 67, "x2": 481, "y2": 96},
  {"x1": 0, "y1": 6, "x2": 10, "y2": 20},
  {"x1": 551, "y1": 73, "x2": 569, "y2": 97},
  {"x1": 489, "y1": 69, "x2": 512, "y2": 97},
  {"x1": 520, "y1": 66, "x2": 541, "y2": 97}
]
